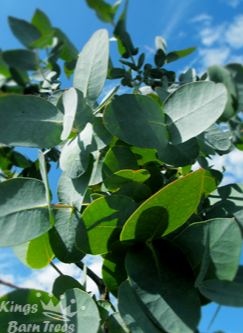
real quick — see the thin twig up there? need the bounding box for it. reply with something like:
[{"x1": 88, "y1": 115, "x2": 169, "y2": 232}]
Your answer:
[
  {"x1": 75, "y1": 262, "x2": 106, "y2": 295},
  {"x1": 50, "y1": 261, "x2": 63, "y2": 276},
  {"x1": 0, "y1": 278, "x2": 22, "y2": 290},
  {"x1": 207, "y1": 304, "x2": 221, "y2": 332}
]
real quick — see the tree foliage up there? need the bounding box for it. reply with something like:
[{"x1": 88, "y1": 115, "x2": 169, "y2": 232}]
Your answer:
[{"x1": 0, "y1": 1, "x2": 243, "y2": 332}]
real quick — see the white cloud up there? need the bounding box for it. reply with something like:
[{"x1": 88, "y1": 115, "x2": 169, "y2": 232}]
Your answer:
[
  {"x1": 0, "y1": 256, "x2": 103, "y2": 298},
  {"x1": 193, "y1": 14, "x2": 243, "y2": 68},
  {"x1": 191, "y1": 14, "x2": 212, "y2": 24},
  {"x1": 199, "y1": 47, "x2": 230, "y2": 67},
  {"x1": 199, "y1": 25, "x2": 225, "y2": 47},
  {"x1": 223, "y1": 0, "x2": 243, "y2": 8},
  {"x1": 210, "y1": 149, "x2": 243, "y2": 185},
  {"x1": 19, "y1": 263, "x2": 82, "y2": 292},
  {"x1": 225, "y1": 15, "x2": 243, "y2": 49}
]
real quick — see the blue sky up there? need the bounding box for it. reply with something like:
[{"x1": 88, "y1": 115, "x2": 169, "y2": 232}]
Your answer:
[{"x1": 1, "y1": 0, "x2": 243, "y2": 332}]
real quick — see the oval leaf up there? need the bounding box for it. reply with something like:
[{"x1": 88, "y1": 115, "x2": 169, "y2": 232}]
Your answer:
[
  {"x1": 76, "y1": 195, "x2": 137, "y2": 255},
  {"x1": 49, "y1": 208, "x2": 85, "y2": 263},
  {"x1": 13, "y1": 233, "x2": 54, "y2": 269},
  {"x1": 118, "y1": 281, "x2": 163, "y2": 333},
  {"x1": 120, "y1": 169, "x2": 205, "y2": 242},
  {"x1": 164, "y1": 81, "x2": 227, "y2": 144},
  {"x1": 73, "y1": 29, "x2": 109, "y2": 102},
  {"x1": 60, "y1": 88, "x2": 93, "y2": 141},
  {"x1": 199, "y1": 279, "x2": 243, "y2": 307},
  {"x1": 0, "y1": 95, "x2": 63, "y2": 148},
  {"x1": 0, "y1": 178, "x2": 50, "y2": 246},
  {"x1": 125, "y1": 241, "x2": 201, "y2": 333},
  {"x1": 61, "y1": 288, "x2": 100, "y2": 333},
  {"x1": 175, "y1": 218, "x2": 242, "y2": 282},
  {"x1": 60, "y1": 124, "x2": 95, "y2": 178},
  {"x1": 104, "y1": 94, "x2": 168, "y2": 150}
]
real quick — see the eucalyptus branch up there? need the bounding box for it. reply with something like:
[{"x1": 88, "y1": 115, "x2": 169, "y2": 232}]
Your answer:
[
  {"x1": 50, "y1": 261, "x2": 63, "y2": 276},
  {"x1": 0, "y1": 278, "x2": 22, "y2": 290}
]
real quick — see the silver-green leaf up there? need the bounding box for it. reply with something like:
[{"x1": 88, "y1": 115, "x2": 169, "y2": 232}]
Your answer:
[
  {"x1": 73, "y1": 29, "x2": 109, "y2": 103},
  {"x1": 164, "y1": 81, "x2": 227, "y2": 144}
]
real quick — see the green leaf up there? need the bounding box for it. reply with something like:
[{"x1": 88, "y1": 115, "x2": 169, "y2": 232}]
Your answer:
[
  {"x1": 97, "y1": 300, "x2": 112, "y2": 323},
  {"x1": 104, "y1": 94, "x2": 168, "y2": 151},
  {"x1": 175, "y1": 218, "x2": 242, "y2": 282},
  {"x1": 39, "y1": 151, "x2": 51, "y2": 202},
  {"x1": 8, "y1": 16, "x2": 41, "y2": 48},
  {"x1": 60, "y1": 87, "x2": 93, "y2": 141},
  {"x1": 86, "y1": 0, "x2": 120, "y2": 23},
  {"x1": 58, "y1": 160, "x2": 93, "y2": 210},
  {"x1": 102, "y1": 143, "x2": 139, "y2": 180},
  {"x1": 208, "y1": 65, "x2": 237, "y2": 119},
  {"x1": 39, "y1": 151, "x2": 55, "y2": 227},
  {"x1": 164, "y1": 81, "x2": 227, "y2": 144},
  {"x1": 49, "y1": 208, "x2": 85, "y2": 263},
  {"x1": 125, "y1": 241, "x2": 201, "y2": 333},
  {"x1": 13, "y1": 233, "x2": 54, "y2": 269},
  {"x1": 0, "y1": 52, "x2": 10, "y2": 77},
  {"x1": 203, "y1": 124, "x2": 232, "y2": 152},
  {"x1": 207, "y1": 184, "x2": 243, "y2": 229},
  {"x1": 120, "y1": 169, "x2": 205, "y2": 242},
  {"x1": 104, "y1": 169, "x2": 150, "y2": 191},
  {"x1": 54, "y1": 28, "x2": 78, "y2": 63},
  {"x1": 59, "y1": 124, "x2": 96, "y2": 178},
  {"x1": 89, "y1": 151, "x2": 103, "y2": 186},
  {"x1": 115, "y1": 181, "x2": 152, "y2": 202},
  {"x1": 203, "y1": 169, "x2": 223, "y2": 196},
  {"x1": 166, "y1": 47, "x2": 196, "y2": 63},
  {"x1": 0, "y1": 95, "x2": 63, "y2": 148},
  {"x1": 31, "y1": 9, "x2": 53, "y2": 48},
  {"x1": 199, "y1": 279, "x2": 243, "y2": 307},
  {"x1": 32, "y1": 9, "x2": 52, "y2": 35},
  {"x1": 0, "y1": 178, "x2": 50, "y2": 247},
  {"x1": 53, "y1": 275, "x2": 84, "y2": 298},
  {"x1": 73, "y1": 29, "x2": 109, "y2": 103},
  {"x1": 118, "y1": 281, "x2": 163, "y2": 333},
  {"x1": 76, "y1": 195, "x2": 137, "y2": 255},
  {"x1": 113, "y1": 0, "x2": 138, "y2": 58},
  {"x1": 157, "y1": 139, "x2": 199, "y2": 167},
  {"x1": 92, "y1": 116, "x2": 113, "y2": 150},
  {"x1": 61, "y1": 288, "x2": 101, "y2": 333},
  {"x1": 102, "y1": 243, "x2": 127, "y2": 296},
  {"x1": 226, "y1": 63, "x2": 243, "y2": 112},
  {"x1": 0, "y1": 288, "x2": 100, "y2": 333},
  {"x1": 3, "y1": 49, "x2": 38, "y2": 71},
  {"x1": 108, "y1": 312, "x2": 130, "y2": 333}
]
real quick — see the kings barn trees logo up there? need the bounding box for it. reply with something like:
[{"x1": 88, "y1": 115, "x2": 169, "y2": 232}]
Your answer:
[{"x1": 0, "y1": 291, "x2": 76, "y2": 333}]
